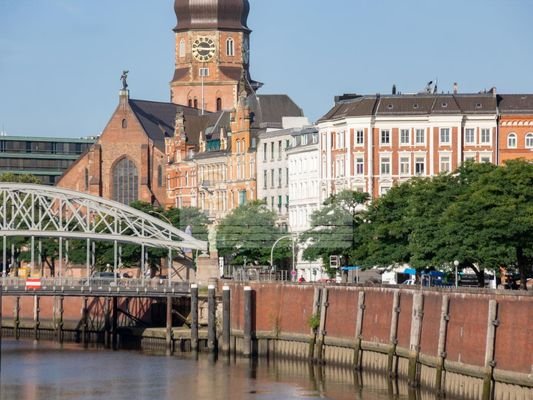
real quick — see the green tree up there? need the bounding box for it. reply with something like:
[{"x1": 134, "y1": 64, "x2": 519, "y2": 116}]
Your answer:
[
  {"x1": 216, "y1": 201, "x2": 288, "y2": 266},
  {"x1": 0, "y1": 173, "x2": 41, "y2": 183},
  {"x1": 301, "y1": 190, "x2": 369, "y2": 272}
]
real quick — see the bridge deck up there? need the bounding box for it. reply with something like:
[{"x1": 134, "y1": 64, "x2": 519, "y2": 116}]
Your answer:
[{"x1": 0, "y1": 278, "x2": 191, "y2": 298}]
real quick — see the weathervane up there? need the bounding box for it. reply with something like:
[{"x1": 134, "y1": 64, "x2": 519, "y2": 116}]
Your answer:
[{"x1": 120, "y1": 70, "x2": 129, "y2": 90}]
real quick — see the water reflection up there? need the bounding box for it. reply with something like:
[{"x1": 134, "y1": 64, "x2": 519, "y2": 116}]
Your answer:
[{"x1": 1, "y1": 340, "x2": 426, "y2": 400}]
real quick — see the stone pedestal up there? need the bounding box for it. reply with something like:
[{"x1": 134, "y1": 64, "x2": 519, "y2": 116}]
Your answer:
[{"x1": 195, "y1": 253, "x2": 219, "y2": 287}]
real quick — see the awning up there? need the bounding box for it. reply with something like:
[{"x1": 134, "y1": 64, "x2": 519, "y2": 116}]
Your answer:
[
  {"x1": 341, "y1": 266, "x2": 361, "y2": 271},
  {"x1": 404, "y1": 268, "x2": 417, "y2": 275}
]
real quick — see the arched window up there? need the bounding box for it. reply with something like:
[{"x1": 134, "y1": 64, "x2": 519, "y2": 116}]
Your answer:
[
  {"x1": 193, "y1": 98, "x2": 198, "y2": 109},
  {"x1": 526, "y1": 133, "x2": 533, "y2": 148},
  {"x1": 226, "y1": 38, "x2": 235, "y2": 56},
  {"x1": 179, "y1": 39, "x2": 186, "y2": 58},
  {"x1": 216, "y1": 97, "x2": 222, "y2": 111},
  {"x1": 507, "y1": 133, "x2": 517, "y2": 148},
  {"x1": 84, "y1": 168, "x2": 89, "y2": 190},
  {"x1": 157, "y1": 165, "x2": 163, "y2": 187},
  {"x1": 121, "y1": 119, "x2": 127, "y2": 129},
  {"x1": 188, "y1": 99, "x2": 193, "y2": 108},
  {"x1": 112, "y1": 158, "x2": 138, "y2": 205}
]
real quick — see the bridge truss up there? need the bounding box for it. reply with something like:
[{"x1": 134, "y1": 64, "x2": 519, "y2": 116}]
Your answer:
[{"x1": 0, "y1": 183, "x2": 208, "y2": 283}]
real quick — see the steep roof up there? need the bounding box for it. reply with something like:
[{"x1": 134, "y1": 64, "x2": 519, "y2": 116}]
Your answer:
[
  {"x1": 498, "y1": 94, "x2": 533, "y2": 114},
  {"x1": 248, "y1": 94, "x2": 304, "y2": 129}
]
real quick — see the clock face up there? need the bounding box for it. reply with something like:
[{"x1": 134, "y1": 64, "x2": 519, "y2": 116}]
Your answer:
[{"x1": 192, "y1": 37, "x2": 216, "y2": 62}]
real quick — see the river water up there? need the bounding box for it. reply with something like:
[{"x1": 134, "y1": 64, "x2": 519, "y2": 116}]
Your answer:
[{"x1": 0, "y1": 339, "x2": 416, "y2": 400}]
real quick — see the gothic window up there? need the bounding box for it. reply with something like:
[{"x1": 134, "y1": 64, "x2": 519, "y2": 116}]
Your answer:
[
  {"x1": 112, "y1": 158, "x2": 138, "y2": 205},
  {"x1": 216, "y1": 97, "x2": 222, "y2": 111},
  {"x1": 157, "y1": 165, "x2": 163, "y2": 187},
  {"x1": 193, "y1": 98, "x2": 198, "y2": 109},
  {"x1": 226, "y1": 38, "x2": 235, "y2": 56},
  {"x1": 84, "y1": 168, "x2": 89, "y2": 190},
  {"x1": 188, "y1": 99, "x2": 193, "y2": 108},
  {"x1": 122, "y1": 119, "x2": 127, "y2": 129}
]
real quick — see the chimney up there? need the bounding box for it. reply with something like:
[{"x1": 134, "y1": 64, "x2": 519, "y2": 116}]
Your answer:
[
  {"x1": 490, "y1": 87, "x2": 497, "y2": 97},
  {"x1": 453, "y1": 82, "x2": 458, "y2": 94},
  {"x1": 392, "y1": 84, "x2": 397, "y2": 95}
]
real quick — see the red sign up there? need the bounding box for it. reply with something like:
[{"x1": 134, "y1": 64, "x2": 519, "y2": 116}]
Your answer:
[{"x1": 26, "y1": 278, "x2": 42, "y2": 290}]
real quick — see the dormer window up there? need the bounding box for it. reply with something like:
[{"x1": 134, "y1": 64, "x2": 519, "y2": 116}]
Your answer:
[
  {"x1": 441, "y1": 102, "x2": 448, "y2": 108},
  {"x1": 413, "y1": 104, "x2": 419, "y2": 109},
  {"x1": 387, "y1": 104, "x2": 394, "y2": 110},
  {"x1": 476, "y1": 103, "x2": 482, "y2": 109}
]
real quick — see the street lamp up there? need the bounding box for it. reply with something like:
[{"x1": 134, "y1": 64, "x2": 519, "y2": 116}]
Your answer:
[
  {"x1": 454, "y1": 260, "x2": 459, "y2": 288},
  {"x1": 149, "y1": 211, "x2": 174, "y2": 287},
  {"x1": 270, "y1": 234, "x2": 296, "y2": 280}
]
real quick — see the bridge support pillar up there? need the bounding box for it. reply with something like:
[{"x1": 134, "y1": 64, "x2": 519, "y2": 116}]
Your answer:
[
  {"x1": 112, "y1": 297, "x2": 118, "y2": 350},
  {"x1": 166, "y1": 295, "x2": 173, "y2": 355},
  {"x1": 57, "y1": 296, "x2": 64, "y2": 343},
  {"x1": 191, "y1": 284, "x2": 199, "y2": 352},
  {"x1": 14, "y1": 296, "x2": 20, "y2": 340},
  {"x1": 243, "y1": 286, "x2": 253, "y2": 358},
  {"x1": 207, "y1": 285, "x2": 217, "y2": 353}
]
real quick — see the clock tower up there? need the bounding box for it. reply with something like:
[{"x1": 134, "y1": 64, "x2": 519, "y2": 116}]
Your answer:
[{"x1": 171, "y1": 0, "x2": 261, "y2": 113}]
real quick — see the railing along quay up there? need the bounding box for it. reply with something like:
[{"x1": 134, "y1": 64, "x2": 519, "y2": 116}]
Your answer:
[{"x1": 0, "y1": 277, "x2": 191, "y2": 297}]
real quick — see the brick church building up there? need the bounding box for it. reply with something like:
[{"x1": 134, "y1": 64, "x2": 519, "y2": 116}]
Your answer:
[{"x1": 58, "y1": 0, "x2": 303, "y2": 213}]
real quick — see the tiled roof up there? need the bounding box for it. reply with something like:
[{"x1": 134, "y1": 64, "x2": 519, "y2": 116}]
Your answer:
[{"x1": 498, "y1": 94, "x2": 533, "y2": 114}]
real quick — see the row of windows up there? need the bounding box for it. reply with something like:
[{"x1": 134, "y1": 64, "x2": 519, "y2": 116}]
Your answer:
[
  {"x1": 0, "y1": 158, "x2": 73, "y2": 170},
  {"x1": 330, "y1": 128, "x2": 493, "y2": 148},
  {"x1": 263, "y1": 195, "x2": 290, "y2": 214},
  {"x1": 178, "y1": 38, "x2": 236, "y2": 58},
  {"x1": 507, "y1": 132, "x2": 533, "y2": 149},
  {"x1": 0, "y1": 141, "x2": 88, "y2": 155},
  {"x1": 187, "y1": 96, "x2": 223, "y2": 111},
  {"x1": 262, "y1": 140, "x2": 290, "y2": 162},
  {"x1": 262, "y1": 168, "x2": 289, "y2": 189}
]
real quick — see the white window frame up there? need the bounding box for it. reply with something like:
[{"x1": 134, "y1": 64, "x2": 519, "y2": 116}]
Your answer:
[
  {"x1": 480, "y1": 128, "x2": 491, "y2": 145},
  {"x1": 380, "y1": 129, "x2": 391, "y2": 146},
  {"x1": 355, "y1": 156, "x2": 364, "y2": 175},
  {"x1": 415, "y1": 156, "x2": 425, "y2": 176},
  {"x1": 399, "y1": 156, "x2": 410, "y2": 176},
  {"x1": 415, "y1": 128, "x2": 425, "y2": 145},
  {"x1": 440, "y1": 155, "x2": 451, "y2": 173},
  {"x1": 507, "y1": 133, "x2": 517, "y2": 148},
  {"x1": 355, "y1": 130, "x2": 364, "y2": 146},
  {"x1": 400, "y1": 129, "x2": 410, "y2": 145},
  {"x1": 380, "y1": 156, "x2": 391, "y2": 175},
  {"x1": 465, "y1": 128, "x2": 475, "y2": 145},
  {"x1": 199, "y1": 67, "x2": 209, "y2": 77},
  {"x1": 439, "y1": 128, "x2": 451, "y2": 145},
  {"x1": 526, "y1": 133, "x2": 533, "y2": 148}
]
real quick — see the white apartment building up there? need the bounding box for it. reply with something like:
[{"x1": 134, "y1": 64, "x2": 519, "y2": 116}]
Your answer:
[
  {"x1": 287, "y1": 126, "x2": 325, "y2": 282},
  {"x1": 257, "y1": 117, "x2": 309, "y2": 228}
]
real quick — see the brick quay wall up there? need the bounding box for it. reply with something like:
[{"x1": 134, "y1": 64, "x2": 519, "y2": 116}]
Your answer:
[{"x1": 1, "y1": 283, "x2": 532, "y2": 399}]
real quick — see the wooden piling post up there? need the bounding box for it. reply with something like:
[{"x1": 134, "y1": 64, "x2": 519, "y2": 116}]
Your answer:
[
  {"x1": 388, "y1": 290, "x2": 400, "y2": 377},
  {"x1": 221, "y1": 286, "x2": 231, "y2": 354},
  {"x1": 58, "y1": 296, "x2": 64, "y2": 343},
  {"x1": 33, "y1": 295, "x2": 40, "y2": 340},
  {"x1": 315, "y1": 288, "x2": 329, "y2": 364},
  {"x1": 482, "y1": 300, "x2": 498, "y2": 400},
  {"x1": 111, "y1": 297, "x2": 118, "y2": 350},
  {"x1": 82, "y1": 296, "x2": 88, "y2": 346},
  {"x1": 309, "y1": 286, "x2": 322, "y2": 361},
  {"x1": 14, "y1": 296, "x2": 20, "y2": 340},
  {"x1": 353, "y1": 291, "x2": 365, "y2": 370},
  {"x1": 104, "y1": 297, "x2": 111, "y2": 348},
  {"x1": 408, "y1": 293, "x2": 424, "y2": 387},
  {"x1": 190, "y1": 284, "x2": 199, "y2": 352},
  {"x1": 243, "y1": 286, "x2": 252, "y2": 358},
  {"x1": 436, "y1": 295, "x2": 450, "y2": 395},
  {"x1": 166, "y1": 294, "x2": 173, "y2": 355},
  {"x1": 207, "y1": 285, "x2": 217, "y2": 353}
]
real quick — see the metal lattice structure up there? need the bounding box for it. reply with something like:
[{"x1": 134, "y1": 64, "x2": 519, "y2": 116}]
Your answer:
[{"x1": 0, "y1": 183, "x2": 207, "y2": 252}]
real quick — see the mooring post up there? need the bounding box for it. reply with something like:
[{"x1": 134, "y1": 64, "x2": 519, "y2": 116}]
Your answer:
[
  {"x1": 207, "y1": 284, "x2": 217, "y2": 353},
  {"x1": 104, "y1": 297, "x2": 111, "y2": 348},
  {"x1": 388, "y1": 290, "x2": 400, "y2": 377},
  {"x1": 221, "y1": 286, "x2": 231, "y2": 354},
  {"x1": 58, "y1": 296, "x2": 64, "y2": 343},
  {"x1": 243, "y1": 286, "x2": 252, "y2": 358},
  {"x1": 353, "y1": 291, "x2": 365, "y2": 370},
  {"x1": 111, "y1": 297, "x2": 118, "y2": 350},
  {"x1": 82, "y1": 296, "x2": 89, "y2": 347},
  {"x1": 166, "y1": 294, "x2": 173, "y2": 355},
  {"x1": 315, "y1": 288, "x2": 329, "y2": 364},
  {"x1": 33, "y1": 295, "x2": 40, "y2": 341},
  {"x1": 436, "y1": 295, "x2": 450, "y2": 395},
  {"x1": 14, "y1": 296, "x2": 20, "y2": 340},
  {"x1": 408, "y1": 293, "x2": 424, "y2": 387},
  {"x1": 482, "y1": 299, "x2": 498, "y2": 400},
  {"x1": 309, "y1": 286, "x2": 321, "y2": 361},
  {"x1": 191, "y1": 284, "x2": 199, "y2": 352}
]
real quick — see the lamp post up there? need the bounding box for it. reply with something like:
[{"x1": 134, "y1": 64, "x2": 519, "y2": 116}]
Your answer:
[
  {"x1": 270, "y1": 234, "x2": 296, "y2": 280},
  {"x1": 454, "y1": 260, "x2": 459, "y2": 288},
  {"x1": 149, "y1": 211, "x2": 174, "y2": 287}
]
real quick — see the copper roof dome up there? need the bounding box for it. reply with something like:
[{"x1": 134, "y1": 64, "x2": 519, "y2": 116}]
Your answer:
[{"x1": 174, "y1": 0, "x2": 250, "y2": 33}]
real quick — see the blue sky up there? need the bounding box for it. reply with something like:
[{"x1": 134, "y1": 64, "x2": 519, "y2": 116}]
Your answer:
[{"x1": 1, "y1": 0, "x2": 532, "y2": 138}]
